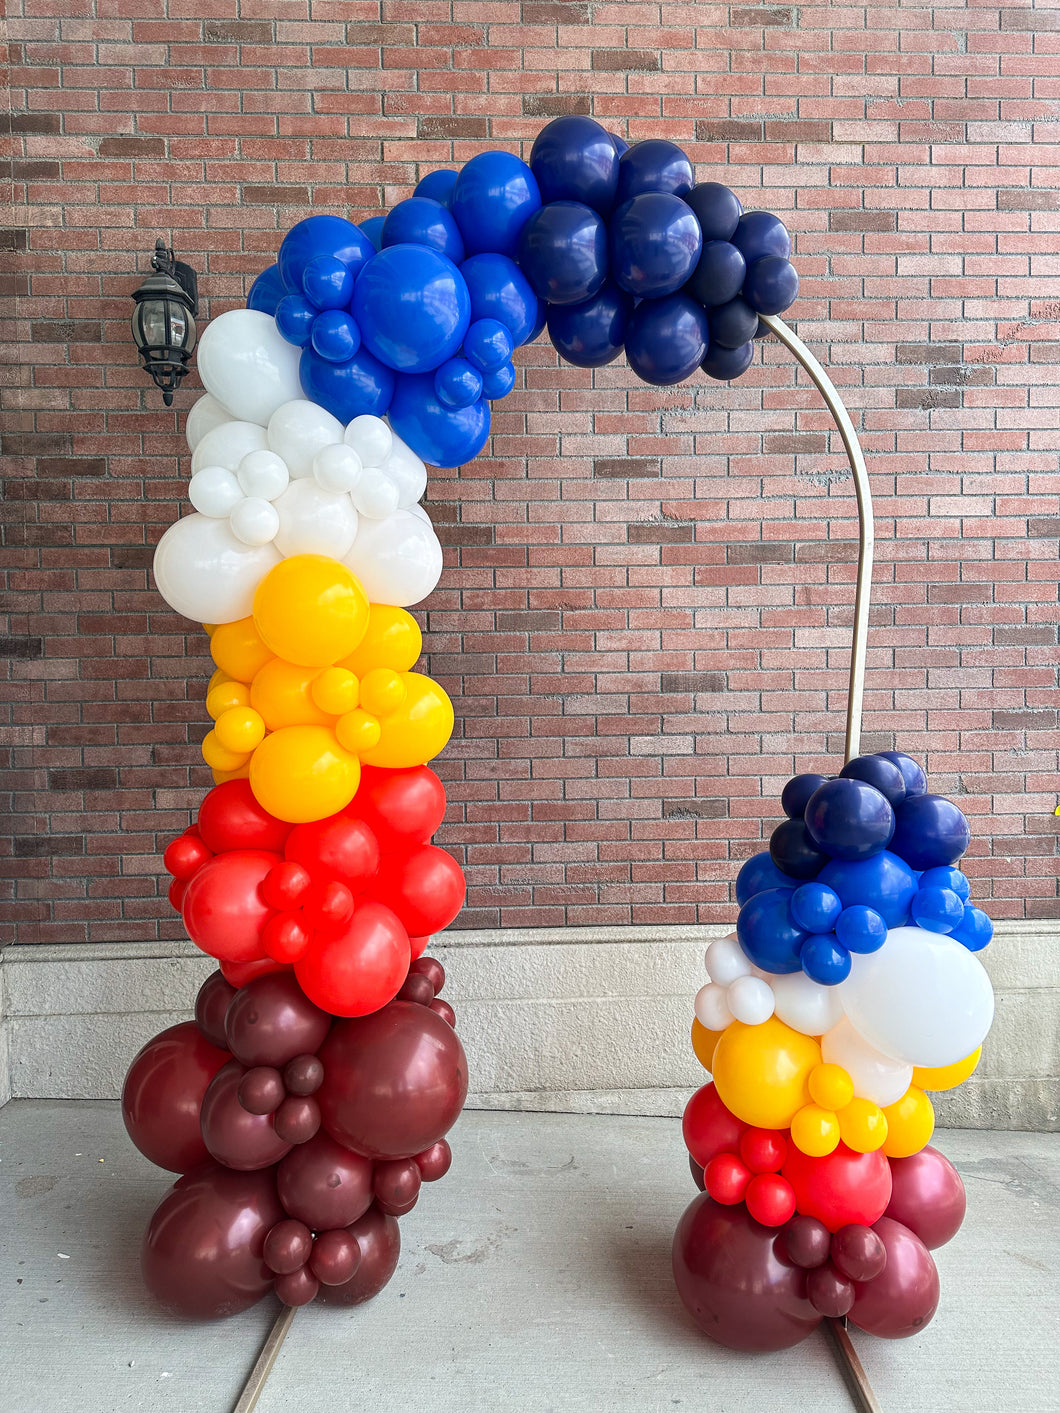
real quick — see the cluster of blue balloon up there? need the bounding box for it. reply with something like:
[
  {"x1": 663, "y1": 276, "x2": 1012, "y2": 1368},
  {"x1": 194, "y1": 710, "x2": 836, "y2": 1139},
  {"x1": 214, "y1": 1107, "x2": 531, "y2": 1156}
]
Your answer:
[
  {"x1": 735, "y1": 752, "x2": 993, "y2": 986},
  {"x1": 245, "y1": 116, "x2": 799, "y2": 468}
]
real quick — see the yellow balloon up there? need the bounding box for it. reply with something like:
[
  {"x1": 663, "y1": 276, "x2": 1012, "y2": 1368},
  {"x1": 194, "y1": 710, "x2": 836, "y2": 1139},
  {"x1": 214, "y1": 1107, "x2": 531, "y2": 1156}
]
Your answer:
[
  {"x1": 251, "y1": 659, "x2": 333, "y2": 731},
  {"x1": 340, "y1": 604, "x2": 422, "y2": 674},
  {"x1": 711, "y1": 1018, "x2": 821, "y2": 1130},
  {"x1": 203, "y1": 623, "x2": 217, "y2": 637},
  {"x1": 360, "y1": 667, "x2": 407, "y2": 718},
  {"x1": 913, "y1": 1047, "x2": 981, "y2": 1093},
  {"x1": 360, "y1": 673, "x2": 454, "y2": 769},
  {"x1": 210, "y1": 616, "x2": 274, "y2": 683},
  {"x1": 214, "y1": 706, "x2": 266, "y2": 754},
  {"x1": 691, "y1": 1018, "x2": 724, "y2": 1072},
  {"x1": 882, "y1": 1086, "x2": 935, "y2": 1158},
  {"x1": 201, "y1": 730, "x2": 251, "y2": 773},
  {"x1": 207, "y1": 668, "x2": 230, "y2": 695},
  {"x1": 809, "y1": 1062, "x2": 855, "y2": 1112},
  {"x1": 838, "y1": 1098, "x2": 888, "y2": 1154},
  {"x1": 249, "y1": 725, "x2": 361, "y2": 824},
  {"x1": 253, "y1": 555, "x2": 369, "y2": 668},
  {"x1": 790, "y1": 1104, "x2": 841, "y2": 1157},
  {"x1": 212, "y1": 762, "x2": 250, "y2": 784},
  {"x1": 206, "y1": 680, "x2": 250, "y2": 720},
  {"x1": 311, "y1": 667, "x2": 359, "y2": 716},
  {"x1": 336, "y1": 708, "x2": 382, "y2": 754}
]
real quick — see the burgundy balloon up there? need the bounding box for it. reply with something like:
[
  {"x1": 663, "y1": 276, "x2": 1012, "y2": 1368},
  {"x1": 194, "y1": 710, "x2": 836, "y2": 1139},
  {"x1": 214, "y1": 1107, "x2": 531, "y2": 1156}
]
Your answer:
[
  {"x1": 373, "y1": 1158, "x2": 422, "y2": 1216},
  {"x1": 274, "y1": 1266, "x2": 320, "y2": 1307},
  {"x1": 831, "y1": 1223, "x2": 887, "y2": 1282},
  {"x1": 142, "y1": 1163, "x2": 284, "y2": 1319},
  {"x1": 238, "y1": 1066, "x2": 285, "y2": 1115},
  {"x1": 849, "y1": 1217, "x2": 940, "y2": 1339},
  {"x1": 397, "y1": 972, "x2": 435, "y2": 1007},
  {"x1": 429, "y1": 997, "x2": 456, "y2": 1028},
  {"x1": 276, "y1": 1130, "x2": 374, "y2": 1230},
  {"x1": 885, "y1": 1145, "x2": 967, "y2": 1249},
  {"x1": 411, "y1": 956, "x2": 445, "y2": 993},
  {"x1": 274, "y1": 1094, "x2": 322, "y2": 1145},
  {"x1": 309, "y1": 1228, "x2": 361, "y2": 1286},
  {"x1": 122, "y1": 1021, "x2": 230, "y2": 1173},
  {"x1": 780, "y1": 1214, "x2": 832, "y2": 1270},
  {"x1": 263, "y1": 1218, "x2": 314, "y2": 1275},
  {"x1": 224, "y1": 971, "x2": 332, "y2": 1068},
  {"x1": 415, "y1": 1139, "x2": 452, "y2": 1183},
  {"x1": 200, "y1": 1061, "x2": 293, "y2": 1171},
  {"x1": 195, "y1": 971, "x2": 238, "y2": 1048},
  {"x1": 317, "y1": 1204, "x2": 401, "y2": 1308},
  {"x1": 317, "y1": 1000, "x2": 468, "y2": 1160},
  {"x1": 689, "y1": 1154, "x2": 705, "y2": 1191},
  {"x1": 806, "y1": 1262, "x2": 856, "y2": 1318},
  {"x1": 673, "y1": 1195, "x2": 821, "y2": 1351},
  {"x1": 284, "y1": 1054, "x2": 324, "y2": 1095}
]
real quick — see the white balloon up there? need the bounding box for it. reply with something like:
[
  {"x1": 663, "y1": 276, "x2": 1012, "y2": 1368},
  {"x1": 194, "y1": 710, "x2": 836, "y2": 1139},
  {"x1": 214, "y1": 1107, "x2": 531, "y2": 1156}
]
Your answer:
[
  {"x1": 313, "y1": 443, "x2": 363, "y2": 494},
  {"x1": 189, "y1": 465, "x2": 242, "y2": 517},
  {"x1": 229, "y1": 496, "x2": 280, "y2": 547},
  {"x1": 237, "y1": 449, "x2": 289, "y2": 502},
  {"x1": 345, "y1": 414, "x2": 392, "y2": 466},
  {"x1": 406, "y1": 501, "x2": 432, "y2": 525},
  {"x1": 273, "y1": 478, "x2": 359, "y2": 560},
  {"x1": 190, "y1": 420, "x2": 268, "y2": 476},
  {"x1": 352, "y1": 469, "x2": 401, "y2": 520},
  {"x1": 694, "y1": 983, "x2": 733, "y2": 1033},
  {"x1": 185, "y1": 393, "x2": 230, "y2": 452},
  {"x1": 382, "y1": 431, "x2": 428, "y2": 508},
  {"x1": 770, "y1": 969, "x2": 844, "y2": 1037},
  {"x1": 840, "y1": 925, "x2": 994, "y2": 1068},
  {"x1": 726, "y1": 974, "x2": 775, "y2": 1026},
  {"x1": 822, "y1": 1016, "x2": 913, "y2": 1108},
  {"x1": 196, "y1": 309, "x2": 302, "y2": 425},
  {"x1": 153, "y1": 514, "x2": 280, "y2": 624},
  {"x1": 704, "y1": 935, "x2": 752, "y2": 986},
  {"x1": 343, "y1": 509, "x2": 443, "y2": 607},
  {"x1": 268, "y1": 400, "x2": 345, "y2": 479}
]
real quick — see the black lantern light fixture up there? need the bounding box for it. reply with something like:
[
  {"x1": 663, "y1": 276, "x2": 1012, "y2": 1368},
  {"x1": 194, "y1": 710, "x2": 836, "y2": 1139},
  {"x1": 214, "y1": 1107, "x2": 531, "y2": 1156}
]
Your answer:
[{"x1": 131, "y1": 238, "x2": 199, "y2": 405}]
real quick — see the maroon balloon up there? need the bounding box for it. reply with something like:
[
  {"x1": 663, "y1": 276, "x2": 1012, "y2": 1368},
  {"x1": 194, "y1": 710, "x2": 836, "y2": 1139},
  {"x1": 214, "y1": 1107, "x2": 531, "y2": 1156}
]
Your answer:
[
  {"x1": 122, "y1": 1021, "x2": 230, "y2": 1173},
  {"x1": 142, "y1": 1163, "x2": 284, "y2": 1319},
  {"x1": 224, "y1": 971, "x2": 332, "y2": 1067},
  {"x1": 673, "y1": 1194, "x2": 821, "y2": 1351},
  {"x1": 276, "y1": 1130, "x2": 374, "y2": 1230},
  {"x1": 238, "y1": 1066, "x2": 285, "y2": 1115},
  {"x1": 806, "y1": 1262, "x2": 855, "y2": 1318},
  {"x1": 373, "y1": 1158, "x2": 421, "y2": 1216},
  {"x1": 885, "y1": 1145, "x2": 966, "y2": 1250},
  {"x1": 317, "y1": 1204, "x2": 401, "y2": 1308},
  {"x1": 415, "y1": 1139, "x2": 452, "y2": 1183},
  {"x1": 780, "y1": 1214, "x2": 832, "y2": 1270},
  {"x1": 412, "y1": 956, "x2": 445, "y2": 993},
  {"x1": 195, "y1": 971, "x2": 238, "y2": 1048},
  {"x1": 309, "y1": 1228, "x2": 361, "y2": 1286},
  {"x1": 284, "y1": 1054, "x2": 324, "y2": 1095},
  {"x1": 397, "y1": 972, "x2": 435, "y2": 1007},
  {"x1": 689, "y1": 1154, "x2": 705, "y2": 1191},
  {"x1": 275, "y1": 1266, "x2": 320, "y2": 1307},
  {"x1": 849, "y1": 1217, "x2": 940, "y2": 1339},
  {"x1": 200, "y1": 1061, "x2": 293, "y2": 1171},
  {"x1": 831, "y1": 1223, "x2": 887, "y2": 1282},
  {"x1": 274, "y1": 1095, "x2": 321, "y2": 1145},
  {"x1": 429, "y1": 997, "x2": 456, "y2": 1028},
  {"x1": 317, "y1": 1000, "x2": 467, "y2": 1160},
  {"x1": 263, "y1": 1219, "x2": 313, "y2": 1275}
]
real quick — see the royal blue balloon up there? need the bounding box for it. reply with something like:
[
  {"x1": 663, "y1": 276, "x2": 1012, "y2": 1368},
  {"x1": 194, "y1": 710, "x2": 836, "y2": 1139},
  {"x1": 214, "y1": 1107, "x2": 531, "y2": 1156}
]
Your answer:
[
  {"x1": 529, "y1": 115, "x2": 619, "y2": 215},
  {"x1": 817, "y1": 851, "x2": 918, "y2": 929},
  {"x1": 299, "y1": 345, "x2": 395, "y2": 422},
  {"x1": 701, "y1": 340, "x2": 754, "y2": 382},
  {"x1": 840, "y1": 755, "x2": 907, "y2": 810},
  {"x1": 302, "y1": 255, "x2": 355, "y2": 311},
  {"x1": 736, "y1": 887, "x2": 805, "y2": 974},
  {"x1": 804, "y1": 778, "x2": 895, "y2": 862},
  {"x1": 686, "y1": 240, "x2": 746, "y2": 308},
  {"x1": 610, "y1": 193, "x2": 702, "y2": 298},
  {"x1": 876, "y1": 751, "x2": 927, "y2": 799},
  {"x1": 247, "y1": 264, "x2": 286, "y2": 316},
  {"x1": 434, "y1": 357, "x2": 483, "y2": 410},
  {"x1": 310, "y1": 309, "x2": 361, "y2": 363},
  {"x1": 615, "y1": 139, "x2": 694, "y2": 203},
  {"x1": 526, "y1": 298, "x2": 548, "y2": 343},
  {"x1": 461, "y1": 253, "x2": 540, "y2": 346},
  {"x1": 951, "y1": 904, "x2": 993, "y2": 952},
  {"x1": 782, "y1": 773, "x2": 830, "y2": 821},
  {"x1": 517, "y1": 201, "x2": 608, "y2": 305},
  {"x1": 449, "y1": 151, "x2": 541, "y2": 257},
  {"x1": 835, "y1": 904, "x2": 887, "y2": 954},
  {"x1": 482, "y1": 362, "x2": 516, "y2": 399},
  {"x1": 800, "y1": 934, "x2": 852, "y2": 986},
  {"x1": 684, "y1": 182, "x2": 743, "y2": 242},
  {"x1": 610, "y1": 131, "x2": 629, "y2": 156},
  {"x1": 911, "y1": 886, "x2": 965, "y2": 935},
  {"x1": 890, "y1": 794, "x2": 970, "y2": 871},
  {"x1": 769, "y1": 818, "x2": 829, "y2": 881},
  {"x1": 352, "y1": 245, "x2": 470, "y2": 374},
  {"x1": 414, "y1": 169, "x2": 458, "y2": 206},
  {"x1": 278, "y1": 215, "x2": 375, "y2": 294},
  {"x1": 743, "y1": 255, "x2": 799, "y2": 316},
  {"x1": 790, "y1": 882, "x2": 843, "y2": 934},
  {"x1": 732, "y1": 210, "x2": 791, "y2": 263},
  {"x1": 735, "y1": 850, "x2": 796, "y2": 907},
  {"x1": 625, "y1": 294, "x2": 710, "y2": 386},
  {"x1": 382, "y1": 197, "x2": 465, "y2": 264},
  {"x1": 547, "y1": 281, "x2": 633, "y2": 368},
  {"x1": 388, "y1": 373, "x2": 491, "y2": 468},
  {"x1": 275, "y1": 294, "x2": 316, "y2": 347},
  {"x1": 919, "y1": 865, "x2": 970, "y2": 902},
  {"x1": 359, "y1": 215, "x2": 385, "y2": 251},
  {"x1": 463, "y1": 318, "x2": 513, "y2": 373}
]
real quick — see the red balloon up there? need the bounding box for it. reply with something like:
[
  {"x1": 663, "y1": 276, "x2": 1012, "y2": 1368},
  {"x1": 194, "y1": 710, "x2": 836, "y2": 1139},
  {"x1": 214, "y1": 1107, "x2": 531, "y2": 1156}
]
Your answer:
[
  {"x1": 317, "y1": 1000, "x2": 468, "y2": 1160},
  {"x1": 195, "y1": 971, "x2": 238, "y2": 1048},
  {"x1": 745, "y1": 1173, "x2": 796, "y2": 1228},
  {"x1": 182, "y1": 849, "x2": 280, "y2": 963},
  {"x1": 220, "y1": 955, "x2": 290, "y2": 989},
  {"x1": 122, "y1": 1022, "x2": 230, "y2": 1173},
  {"x1": 261, "y1": 861, "x2": 312, "y2": 910},
  {"x1": 673, "y1": 1194, "x2": 821, "y2": 1351},
  {"x1": 197, "y1": 779, "x2": 292, "y2": 854},
  {"x1": 850, "y1": 1217, "x2": 940, "y2": 1339},
  {"x1": 168, "y1": 877, "x2": 188, "y2": 912},
  {"x1": 164, "y1": 833, "x2": 212, "y2": 880},
  {"x1": 348, "y1": 765, "x2": 447, "y2": 850},
  {"x1": 142, "y1": 1163, "x2": 284, "y2": 1320},
  {"x1": 740, "y1": 1128, "x2": 787, "y2": 1174},
  {"x1": 367, "y1": 844, "x2": 465, "y2": 937},
  {"x1": 317, "y1": 1204, "x2": 401, "y2": 1308},
  {"x1": 884, "y1": 1145, "x2": 966, "y2": 1250},
  {"x1": 782, "y1": 1142, "x2": 892, "y2": 1233},
  {"x1": 806, "y1": 1263, "x2": 856, "y2": 1318},
  {"x1": 409, "y1": 934, "x2": 430, "y2": 961},
  {"x1": 412, "y1": 956, "x2": 445, "y2": 993},
  {"x1": 224, "y1": 970, "x2": 332, "y2": 1068},
  {"x1": 285, "y1": 814, "x2": 380, "y2": 892},
  {"x1": 682, "y1": 1082, "x2": 747, "y2": 1170},
  {"x1": 276, "y1": 1130, "x2": 374, "y2": 1230},
  {"x1": 200, "y1": 1061, "x2": 293, "y2": 1171},
  {"x1": 294, "y1": 900, "x2": 411, "y2": 1018},
  {"x1": 704, "y1": 1153, "x2": 751, "y2": 1205}
]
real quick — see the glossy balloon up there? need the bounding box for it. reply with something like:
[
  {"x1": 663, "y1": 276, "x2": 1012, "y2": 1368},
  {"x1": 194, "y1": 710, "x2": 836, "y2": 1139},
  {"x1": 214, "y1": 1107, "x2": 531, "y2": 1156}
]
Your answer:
[
  {"x1": 528, "y1": 116, "x2": 619, "y2": 214},
  {"x1": 687, "y1": 240, "x2": 746, "y2": 308},
  {"x1": 610, "y1": 193, "x2": 702, "y2": 299},
  {"x1": 890, "y1": 793, "x2": 970, "y2": 870},
  {"x1": 294, "y1": 899, "x2": 411, "y2": 1017},
  {"x1": 447, "y1": 151, "x2": 541, "y2": 257},
  {"x1": 849, "y1": 1218, "x2": 939, "y2": 1339},
  {"x1": 684, "y1": 182, "x2": 743, "y2": 242},
  {"x1": 732, "y1": 210, "x2": 791, "y2": 263},
  {"x1": 701, "y1": 340, "x2": 755, "y2": 382},
  {"x1": 278, "y1": 215, "x2": 374, "y2": 294},
  {"x1": 546, "y1": 282, "x2": 632, "y2": 368},
  {"x1": 711, "y1": 1018, "x2": 820, "y2": 1130},
  {"x1": 737, "y1": 886, "x2": 804, "y2": 973},
  {"x1": 247, "y1": 264, "x2": 286, "y2": 316},
  {"x1": 224, "y1": 971, "x2": 332, "y2": 1066},
  {"x1": 743, "y1": 256, "x2": 799, "y2": 316},
  {"x1": 735, "y1": 850, "x2": 796, "y2": 906},
  {"x1": 388, "y1": 372, "x2": 490, "y2": 469},
  {"x1": 615, "y1": 139, "x2": 694, "y2": 202},
  {"x1": 367, "y1": 844, "x2": 466, "y2": 937},
  {"x1": 195, "y1": 971, "x2": 239, "y2": 1048},
  {"x1": 381, "y1": 197, "x2": 465, "y2": 264},
  {"x1": 707, "y1": 296, "x2": 760, "y2": 349},
  {"x1": 414, "y1": 169, "x2": 458, "y2": 205},
  {"x1": 817, "y1": 850, "x2": 918, "y2": 929},
  {"x1": 460, "y1": 252, "x2": 540, "y2": 346},
  {"x1": 122, "y1": 1022, "x2": 231, "y2": 1172},
  {"x1": 317, "y1": 1203, "x2": 401, "y2": 1307},
  {"x1": 782, "y1": 1142, "x2": 892, "y2": 1232},
  {"x1": 804, "y1": 778, "x2": 895, "y2": 862},
  {"x1": 182, "y1": 849, "x2": 279, "y2": 963},
  {"x1": 517, "y1": 201, "x2": 609, "y2": 306},
  {"x1": 200, "y1": 1061, "x2": 293, "y2": 1170},
  {"x1": 625, "y1": 293, "x2": 711, "y2": 385},
  {"x1": 299, "y1": 344, "x2": 395, "y2": 423},
  {"x1": 884, "y1": 1145, "x2": 966, "y2": 1248},
  {"x1": 276, "y1": 1129, "x2": 374, "y2": 1229}
]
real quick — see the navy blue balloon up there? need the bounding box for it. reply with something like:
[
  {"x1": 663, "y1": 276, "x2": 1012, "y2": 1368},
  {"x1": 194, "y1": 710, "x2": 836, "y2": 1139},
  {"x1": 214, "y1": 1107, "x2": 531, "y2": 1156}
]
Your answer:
[
  {"x1": 835, "y1": 905, "x2": 887, "y2": 954},
  {"x1": 547, "y1": 282, "x2": 633, "y2": 368},
  {"x1": 911, "y1": 887, "x2": 965, "y2": 935},
  {"x1": 434, "y1": 357, "x2": 483, "y2": 410},
  {"x1": 382, "y1": 197, "x2": 465, "y2": 264},
  {"x1": 790, "y1": 882, "x2": 842, "y2": 934},
  {"x1": 708, "y1": 297, "x2": 760, "y2": 350},
  {"x1": 615, "y1": 139, "x2": 694, "y2": 203},
  {"x1": 782, "y1": 772, "x2": 830, "y2": 821},
  {"x1": 769, "y1": 818, "x2": 829, "y2": 881},
  {"x1": 735, "y1": 850, "x2": 796, "y2": 907},
  {"x1": 302, "y1": 255, "x2": 355, "y2": 311},
  {"x1": 464, "y1": 318, "x2": 513, "y2": 373},
  {"x1": 610, "y1": 193, "x2": 702, "y2": 298},
  {"x1": 625, "y1": 294, "x2": 710, "y2": 385},
  {"x1": 609, "y1": 131, "x2": 629, "y2": 157},
  {"x1": 529, "y1": 116, "x2": 619, "y2": 215},
  {"x1": 753, "y1": 318, "x2": 771, "y2": 340},
  {"x1": 732, "y1": 210, "x2": 791, "y2": 263},
  {"x1": 310, "y1": 310, "x2": 361, "y2": 363},
  {"x1": 414, "y1": 169, "x2": 458, "y2": 206},
  {"x1": 360, "y1": 215, "x2": 385, "y2": 251},
  {"x1": 449, "y1": 151, "x2": 541, "y2": 257},
  {"x1": 482, "y1": 362, "x2": 516, "y2": 400},
  {"x1": 299, "y1": 345, "x2": 395, "y2": 422},
  {"x1": 951, "y1": 905, "x2": 992, "y2": 952},
  {"x1": 684, "y1": 182, "x2": 743, "y2": 242},
  {"x1": 352, "y1": 245, "x2": 470, "y2": 374},
  {"x1": 278, "y1": 215, "x2": 375, "y2": 294},
  {"x1": 526, "y1": 298, "x2": 547, "y2": 344},
  {"x1": 701, "y1": 340, "x2": 754, "y2": 382},
  {"x1": 388, "y1": 373, "x2": 491, "y2": 469},
  {"x1": 800, "y1": 934, "x2": 851, "y2": 986},
  {"x1": 876, "y1": 751, "x2": 927, "y2": 799},
  {"x1": 743, "y1": 255, "x2": 799, "y2": 316},
  {"x1": 817, "y1": 850, "x2": 918, "y2": 929},
  {"x1": 461, "y1": 253, "x2": 539, "y2": 346},
  {"x1": 804, "y1": 779, "x2": 895, "y2": 862},
  {"x1": 517, "y1": 201, "x2": 608, "y2": 305},
  {"x1": 840, "y1": 755, "x2": 907, "y2": 809},
  {"x1": 736, "y1": 887, "x2": 805, "y2": 974},
  {"x1": 247, "y1": 264, "x2": 286, "y2": 316},
  {"x1": 275, "y1": 294, "x2": 316, "y2": 347},
  {"x1": 686, "y1": 241, "x2": 746, "y2": 307},
  {"x1": 890, "y1": 794, "x2": 970, "y2": 871},
  {"x1": 920, "y1": 865, "x2": 970, "y2": 903}
]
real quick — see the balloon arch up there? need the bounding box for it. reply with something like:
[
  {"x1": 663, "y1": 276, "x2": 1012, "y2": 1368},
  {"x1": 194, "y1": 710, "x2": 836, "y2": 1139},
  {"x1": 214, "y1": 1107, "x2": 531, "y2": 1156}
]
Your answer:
[{"x1": 125, "y1": 119, "x2": 993, "y2": 1356}]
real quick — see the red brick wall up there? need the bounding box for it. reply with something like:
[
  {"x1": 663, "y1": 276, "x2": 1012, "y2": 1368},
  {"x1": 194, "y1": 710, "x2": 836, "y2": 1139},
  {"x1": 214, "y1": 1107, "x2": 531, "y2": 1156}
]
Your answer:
[{"x1": 3, "y1": 1, "x2": 1059, "y2": 946}]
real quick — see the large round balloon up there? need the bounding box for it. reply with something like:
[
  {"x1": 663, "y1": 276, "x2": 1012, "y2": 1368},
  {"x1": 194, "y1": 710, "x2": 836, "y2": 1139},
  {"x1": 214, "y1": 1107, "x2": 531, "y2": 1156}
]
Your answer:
[
  {"x1": 890, "y1": 793, "x2": 970, "y2": 870},
  {"x1": 224, "y1": 971, "x2": 332, "y2": 1067},
  {"x1": 517, "y1": 202, "x2": 608, "y2": 306},
  {"x1": 277, "y1": 214, "x2": 375, "y2": 293},
  {"x1": 367, "y1": 845, "x2": 465, "y2": 937},
  {"x1": 710, "y1": 1018, "x2": 819, "y2": 1129},
  {"x1": 342, "y1": 507, "x2": 444, "y2": 607},
  {"x1": 381, "y1": 196, "x2": 465, "y2": 263},
  {"x1": 276, "y1": 1130, "x2": 374, "y2": 1230},
  {"x1": 529, "y1": 116, "x2": 619, "y2": 214},
  {"x1": 197, "y1": 310, "x2": 303, "y2": 425},
  {"x1": 387, "y1": 373, "x2": 490, "y2": 469},
  {"x1": 199, "y1": 1060, "x2": 294, "y2": 1170},
  {"x1": 196, "y1": 779, "x2": 292, "y2": 855},
  {"x1": 294, "y1": 900, "x2": 411, "y2": 1018},
  {"x1": 122, "y1": 1022, "x2": 230, "y2": 1172},
  {"x1": 298, "y1": 345, "x2": 396, "y2": 425},
  {"x1": 884, "y1": 1146, "x2": 966, "y2": 1249},
  {"x1": 615, "y1": 139, "x2": 694, "y2": 203},
  {"x1": 781, "y1": 1142, "x2": 892, "y2": 1232},
  {"x1": 181, "y1": 849, "x2": 280, "y2": 963},
  {"x1": 346, "y1": 765, "x2": 447, "y2": 849},
  {"x1": 609, "y1": 193, "x2": 702, "y2": 299},
  {"x1": 448, "y1": 151, "x2": 541, "y2": 257},
  {"x1": 153, "y1": 514, "x2": 281, "y2": 625},
  {"x1": 547, "y1": 282, "x2": 632, "y2": 368},
  {"x1": 625, "y1": 293, "x2": 710, "y2": 385},
  {"x1": 849, "y1": 1217, "x2": 940, "y2": 1338},
  {"x1": 353, "y1": 246, "x2": 470, "y2": 374},
  {"x1": 460, "y1": 252, "x2": 540, "y2": 346},
  {"x1": 317, "y1": 1203, "x2": 402, "y2": 1307}
]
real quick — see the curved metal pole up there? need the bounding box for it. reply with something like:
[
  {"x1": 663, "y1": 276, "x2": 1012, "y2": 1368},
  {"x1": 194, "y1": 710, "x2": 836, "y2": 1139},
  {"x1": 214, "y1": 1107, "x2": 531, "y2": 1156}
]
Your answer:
[{"x1": 759, "y1": 314, "x2": 875, "y2": 764}]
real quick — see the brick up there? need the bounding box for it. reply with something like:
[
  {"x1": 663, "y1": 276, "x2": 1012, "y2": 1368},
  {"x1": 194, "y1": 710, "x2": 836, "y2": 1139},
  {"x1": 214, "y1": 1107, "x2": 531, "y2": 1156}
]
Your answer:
[
  {"x1": 895, "y1": 344, "x2": 963, "y2": 366},
  {"x1": 592, "y1": 50, "x2": 659, "y2": 73},
  {"x1": 997, "y1": 190, "x2": 1059, "y2": 211},
  {"x1": 0, "y1": 228, "x2": 29, "y2": 251},
  {"x1": 242, "y1": 184, "x2": 311, "y2": 205},
  {"x1": 731, "y1": 7, "x2": 795, "y2": 25},
  {"x1": 203, "y1": 20, "x2": 274, "y2": 44},
  {"x1": 47, "y1": 768, "x2": 120, "y2": 791},
  {"x1": 663, "y1": 799, "x2": 729, "y2": 820},
  {"x1": 523, "y1": 94, "x2": 590, "y2": 118},
  {"x1": 418, "y1": 117, "x2": 489, "y2": 140},
  {"x1": 991, "y1": 711, "x2": 1057, "y2": 732},
  {"x1": 828, "y1": 211, "x2": 897, "y2": 233},
  {"x1": 594, "y1": 458, "x2": 660, "y2": 478},
  {"x1": 97, "y1": 136, "x2": 166, "y2": 157},
  {"x1": 521, "y1": 2, "x2": 591, "y2": 22},
  {"x1": 660, "y1": 672, "x2": 726, "y2": 695},
  {"x1": 0, "y1": 636, "x2": 44, "y2": 660}
]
